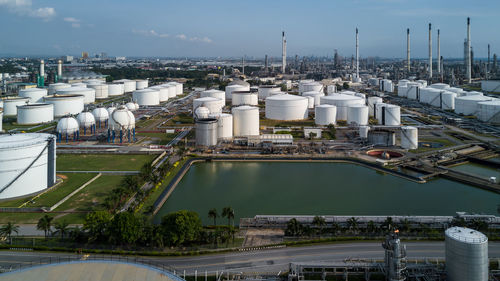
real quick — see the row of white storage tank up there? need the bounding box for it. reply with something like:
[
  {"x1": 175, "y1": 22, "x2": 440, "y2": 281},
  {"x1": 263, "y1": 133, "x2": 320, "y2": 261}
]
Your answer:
[{"x1": 132, "y1": 82, "x2": 183, "y2": 106}]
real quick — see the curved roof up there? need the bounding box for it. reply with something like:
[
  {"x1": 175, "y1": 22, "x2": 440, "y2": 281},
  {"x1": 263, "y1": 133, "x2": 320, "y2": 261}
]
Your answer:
[
  {"x1": 321, "y1": 94, "x2": 363, "y2": 101},
  {"x1": 228, "y1": 79, "x2": 250, "y2": 87},
  {"x1": 0, "y1": 133, "x2": 53, "y2": 149},
  {"x1": 267, "y1": 94, "x2": 307, "y2": 101},
  {"x1": 445, "y1": 226, "x2": 487, "y2": 244}
]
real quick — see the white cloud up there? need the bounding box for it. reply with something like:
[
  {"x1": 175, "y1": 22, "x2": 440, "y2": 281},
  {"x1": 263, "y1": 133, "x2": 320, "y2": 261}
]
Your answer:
[
  {"x1": 133, "y1": 29, "x2": 169, "y2": 38},
  {"x1": 64, "y1": 17, "x2": 81, "y2": 28},
  {"x1": 0, "y1": 0, "x2": 56, "y2": 20},
  {"x1": 176, "y1": 34, "x2": 212, "y2": 43},
  {"x1": 133, "y1": 30, "x2": 212, "y2": 43},
  {"x1": 175, "y1": 34, "x2": 187, "y2": 40}
]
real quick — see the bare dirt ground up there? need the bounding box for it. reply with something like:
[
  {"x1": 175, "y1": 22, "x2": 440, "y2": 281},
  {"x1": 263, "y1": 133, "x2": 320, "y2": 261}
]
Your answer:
[{"x1": 242, "y1": 228, "x2": 284, "y2": 247}]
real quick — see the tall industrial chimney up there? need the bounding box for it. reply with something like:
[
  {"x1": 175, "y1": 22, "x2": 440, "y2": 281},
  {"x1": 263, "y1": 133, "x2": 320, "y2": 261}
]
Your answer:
[
  {"x1": 407, "y1": 28, "x2": 410, "y2": 74},
  {"x1": 40, "y1": 60, "x2": 45, "y2": 77},
  {"x1": 355, "y1": 28, "x2": 359, "y2": 79},
  {"x1": 428, "y1": 23, "x2": 432, "y2": 80},
  {"x1": 488, "y1": 44, "x2": 490, "y2": 73},
  {"x1": 265, "y1": 54, "x2": 268, "y2": 71},
  {"x1": 437, "y1": 29, "x2": 441, "y2": 75},
  {"x1": 282, "y1": 31, "x2": 287, "y2": 73},
  {"x1": 466, "y1": 17, "x2": 471, "y2": 83},
  {"x1": 57, "y1": 60, "x2": 62, "y2": 77}
]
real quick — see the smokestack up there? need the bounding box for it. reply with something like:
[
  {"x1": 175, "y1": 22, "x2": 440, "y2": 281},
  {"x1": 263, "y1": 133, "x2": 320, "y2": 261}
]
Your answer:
[
  {"x1": 437, "y1": 29, "x2": 441, "y2": 75},
  {"x1": 355, "y1": 28, "x2": 359, "y2": 79},
  {"x1": 57, "y1": 60, "x2": 62, "y2": 77},
  {"x1": 467, "y1": 17, "x2": 471, "y2": 83},
  {"x1": 488, "y1": 44, "x2": 491, "y2": 72},
  {"x1": 407, "y1": 28, "x2": 410, "y2": 74},
  {"x1": 282, "y1": 31, "x2": 286, "y2": 73},
  {"x1": 242, "y1": 56, "x2": 245, "y2": 75},
  {"x1": 428, "y1": 23, "x2": 432, "y2": 80},
  {"x1": 265, "y1": 54, "x2": 268, "y2": 71},
  {"x1": 40, "y1": 60, "x2": 45, "y2": 77}
]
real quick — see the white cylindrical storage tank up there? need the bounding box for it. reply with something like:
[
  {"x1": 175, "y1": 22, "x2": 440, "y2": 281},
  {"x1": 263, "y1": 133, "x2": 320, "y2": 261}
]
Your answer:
[
  {"x1": 298, "y1": 80, "x2": 314, "y2": 93},
  {"x1": 0, "y1": 110, "x2": 2, "y2": 132},
  {"x1": 56, "y1": 87, "x2": 95, "y2": 104},
  {"x1": 92, "y1": 107, "x2": 109, "y2": 123},
  {"x1": 445, "y1": 227, "x2": 488, "y2": 281},
  {"x1": 477, "y1": 100, "x2": 500, "y2": 123},
  {"x1": 232, "y1": 91, "x2": 258, "y2": 106},
  {"x1": 400, "y1": 126, "x2": 418, "y2": 149},
  {"x1": 464, "y1": 91, "x2": 483, "y2": 97},
  {"x1": 378, "y1": 104, "x2": 401, "y2": 126},
  {"x1": 367, "y1": 96, "x2": 383, "y2": 117},
  {"x1": 327, "y1": 85, "x2": 337, "y2": 95},
  {"x1": 48, "y1": 83, "x2": 70, "y2": 94},
  {"x1": 2, "y1": 97, "x2": 30, "y2": 116},
  {"x1": 302, "y1": 91, "x2": 325, "y2": 106},
  {"x1": 417, "y1": 80, "x2": 428, "y2": 87},
  {"x1": 136, "y1": 79, "x2": 148, "y2": 90},
  {"x1": 447, "y1": 87, "x2": 466, "y2": 96},
  {"x1": 114, "y1": 79, "x2": 136, "y2": 92},
  {"x1": 315, "y1": 104, "x2": 336, "y2": 125},
  {"x1": 17, "y1": 104, "x2": 54, "y2": 125},
  {"x1": 71, "y1": 82, "x2": 87, "y2": 88},
  {"x1": 19, "y1": 88, "x2": 47, "y2": 103},
  {"x1": 398, "y1": 84, "x2": 408, "y2": 98},
  {"x1": 398, "y1": 79, "x2": 410, "y2": 87},
  {"x1": 76, "y1": 112, "x2": 96, "y2": 129},
  {"x1": 87, "y1": 83, "x2": 109, "y2": 100},
  {"x1": 232, "y1": 105, "x2": 259, "y2": 137},
  {"x1": 56, "y1": 116, "x2": 79, "y2": 135},
  {"x1": 43, "y1": 94, "x2": 85, "y2": 117},
  {"x1": 83, "y1": 79, "x2": 104, "y2": 85},
  {"x1": 109, "y1": 106, "x2": 135, "y2": 132},
  {"x1": 258, "y1": 85, "x2": 281, "y2": 100},
  {"x1": 306, "y1": 96, "x2": 314, "y2": 109},
  {"x1": 149, "y1": 86, "x2": 169, "y2": 102},
  {"x1": 406, "y1": 82, "x2": 421, "y2": 100},
  {"x1": 440, "y1": 91, "x2": 457, "y2": 110},
  {"x1": 195, "y1": 107, "x2": 210, "y2": 119},
  {"x1": 347, "y1": 104, "x2": 369, "y2": 126},
  {"x1": 201, "y1": 89, "x2": 225, "y2": 105},
  {"x1": 108, "y1": 83, "x2": 125, "y2": 96},
  {"x1": 195, "y1": 118, "x2": 218, "y2": 147},
  {"x1": 455, "y1": 95, "x2": 494, "y2": 115},
  {"x1": 429, "y1": 83, "x2": 450, "y2": 90},
  {"x1": 419, "y1": 87, "x2": 439, "y2": 104},
  {"x1": 132, "y1": 89, "x2": 160, "y2": 106},
  {"x1": 265, "y1": 94, "x2": 309, "y2": 120},
  {"x1": 225, "y1": 85, "x2": 249, "y2": 100},
  {"x1": 167, "y1": 81, "x2": 183, "y2": 96},
  {"x1": 216, "y1": 113, "x2": 233, "y2": 140},
  {"x1": 359, "y1": 126, "x2": 370, "y2": 138},
  {"x1": 0, "y1": 133, "x2": 56, "y2": 199},
  {"x1": 193, "y1": 97, "x2": 223, "y2": 116},
  {"x1": 320, "y1": 94, "x2": 365, "y2": 121},
  {"x1": 163, "y1": 84, "x2": 177, "y2": 98},
  {"x1": 380, "y1": 79, "x2": 394, "y2": 92},
  {"x1": 301, "y1": 82, "x2": 323, "y2": 94}
]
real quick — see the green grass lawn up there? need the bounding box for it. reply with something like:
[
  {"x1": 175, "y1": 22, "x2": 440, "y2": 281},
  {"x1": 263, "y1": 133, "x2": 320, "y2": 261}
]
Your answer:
[
  {"x1": 57, "y1": 154, "x2": 156, "y2": 171},
  {"x1": 2, "y1": 121, "x2": 56, "y2": 132},
  {"x1": 137, "y1": 132, "x2": 177, "y2": 145},
  {"x1": 409, "y1": 137, "x2": 455, "y2": 154},
  {"x1": 259, "y1": 118, "x2": 316, "y2": 127}
]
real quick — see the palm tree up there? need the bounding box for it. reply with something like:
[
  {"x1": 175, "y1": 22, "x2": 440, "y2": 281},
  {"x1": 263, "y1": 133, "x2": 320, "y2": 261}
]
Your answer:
[
  {"x1": 285, "y1": 218, "x2": 303, "y2": 236},
  {"x1": 367, "y1": 220, "x2": 377, "y2": 234},
  {"x1": 222, "y1": 207, "x2": 235, "y2": 227},
  {"x1": 0, "y1": 222, "x2": 19, "y2": 244},
  {"x1": 208, "y1": 208, "x2": 218, "y2": 227},
  {"x1": 312, "y1": 216, "x2": 326, "y2": 237},
  {"x1": 383, "y1": 217, "x2": 394, "y2": 232},
  {"x1": 37, "y1": 215, "x2": 54, "y2": 238},
  {"x1": 54, "y1": 220, "x2": 69, "y2": 239},
  {"x1": 347, "y1": 217, "x2": 359, "y2": 233}
]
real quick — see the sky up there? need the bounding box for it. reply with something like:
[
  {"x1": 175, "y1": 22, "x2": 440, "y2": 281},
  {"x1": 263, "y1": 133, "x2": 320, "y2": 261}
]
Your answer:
[{"x1": 0, "y1": 0, "x2": 498, "y2": 59}]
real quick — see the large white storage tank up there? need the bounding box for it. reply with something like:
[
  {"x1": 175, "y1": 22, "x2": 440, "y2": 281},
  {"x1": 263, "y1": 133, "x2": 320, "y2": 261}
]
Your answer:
[
  {"x1": 225, "y1": 84, "x2": 249, "y2": 100},
  {"x1": 302, "y1": 91, "x2": 325, "y2": 106},
  {"x1": 43, "y1": 94, "x2": 85, "y2": 117},
  {"x1": 445, "y1": 227, "x2": 488, "y2": 281},
  {"x1": 429, "y1": 83, "x2": 450, "y2": 90},
  {"x1": 109, "y1": 106, "x2": 135, "y2": 132},
  {"x1": 136, "y1": 79, "x2": 148, "y2": 90},
  {"x1": 163, "y1": 84, "x2": 177, "y2": 98},
  {"x1": 477, "y1": 100, "x2": 500, "y2": 123},
  {"x1": 447, "y1": 87, "x2": 466, "y2": 96},
  {"x1": 379, "y1": 79, "x2": 394, "y2": 92},
  {"x1": 265, "y1": 94, "x2": 308, "y2": 120},
  {"x1": 149, "y1": 86, "x2": 169, "y2": 102},
  {"x1": 132, "y1": 89, "x2": 160, "y2": 106},
  {"x1": 201, "y1": 89, "x2": 226, "y2": 105},
  {"x1": 406, "y1": 82, "x2": 421, "y2": 100},
  {"x1": 419, "y1": 88, "x2": 442, "y2": 105},
  {"x1": 376, "y1": 104, "x2": 401, "y2": 125},
  {"x1": 398, "y1": 79, "x2": 410, "y2": 88},
  {"x1": 367, "y1": 96, "x2": 383, "y2": 117},
  {"x1": 108, "y1": 83, "x2": 125, "y2": 96},
  {"x1": 2, "y1": 97, "x2": 30, "y2": 116},
  {"x1": 320, "y1": 94, "x2": 365, "y2": 121},
  {"x1": 455, "y1": 95, "x2": 494, "y2": 115},
  {"x1": 167, "y1": 81, "x2": 183, "y2": 95},
  {"x1": 76, "y1": 112, "x2": 96, "y2": 132},
  {"x1": 347, "y1": 105, "x2": 369, "y2": 126},
  {"x1": 56, "y1": 87, "x2": 95, "y2": 104},
  {"x1": 327, "y1": 84, "x2": 337, "y2": 95},
  {"x1": 400, "y1": 126, "x2": 418, "y2": 149},
  {"x1": 0, "y1": 133, "x2": 56, "y2": 199},
  {"x1": 193, "y1": 97, "x2": 223, "y2": 116},
  {"x1": 92, "y1": 107, "x2": 109, "y2": 127},
  {"x1": 439, "y1": 91, "x2": 457, "y2": 110},
  {"x1": 232, "y1": 91, "x2": 258, "y2": 106},
  {"x1": 258, "y1": 85, "x2": 281, "y2": 100},
  {"x1": 17, "y1": 104, "x2": 54, "y2": 125},
  {"x1": 301, "y1": 82, "x2": 323, "y2": 94},
  {"x1": 315, "y1": 104, "x2": 337, "y2": 125},
  {"x1": 48, "y1": 83, "x2": 70, "y2": 94},
  {"x1": 232, "y1": 105, "x2": 259, "y2": 136},
  {"x1": 87, "y1": 83, "x2": 109, "y2": 99},
  {"x1": 195, "y1": 118, "x2": 218, "y2": 147},
  {"x1": 113, "y1": 79, "x2": 136, "y2": 92},
  {"x1": 19, "y1": 88, "x2": 47, "y2": 103},
  {"x1": 216, "y1": 113, "x2": 233, "y2": 140},
  {"x1": 71, "y1": 82, "x2": 87, "y2": 88}
]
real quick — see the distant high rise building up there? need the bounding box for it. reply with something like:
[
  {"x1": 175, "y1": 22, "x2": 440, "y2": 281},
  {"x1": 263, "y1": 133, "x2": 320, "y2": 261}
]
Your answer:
[
  {"x1": 493, "y1": 54, "x2": 498, "y2": 73},
  {"x1": 81, "y1": 52, "x2": 89, "y2": 59}
]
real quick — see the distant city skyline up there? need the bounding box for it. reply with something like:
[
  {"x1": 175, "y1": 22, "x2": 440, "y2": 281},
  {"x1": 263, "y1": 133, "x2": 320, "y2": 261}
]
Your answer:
[{"x1": 0, "y1": 0, "x2": 498, "y2": 59}]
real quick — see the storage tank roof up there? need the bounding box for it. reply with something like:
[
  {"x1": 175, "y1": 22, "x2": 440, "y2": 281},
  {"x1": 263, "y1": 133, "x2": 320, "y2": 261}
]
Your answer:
[
  {"x1": 0, "y1": 133, "x2": 53, "y2": 149},
  {"x1": 456, "y1": 95, "x2": 493, "y2": 101},
  {"x1": 321, "y1": 94, "x2": 363, "y2": 101},
  {"x1": 195, "y1": 97, "x2": 219, "y2": 102},
  {"x1": 316, "y1": 104, "x2": 335, "y2": 108},
  {"x1": 478, "y1": 100, "x2": 500, "y2": 106},
  {"x1": 445, "y1": 226, "x2": 487, "y2": 244},
  {"x1": 228, "y1": 79, "x2": 250, "y2": 87},
  {"x1": 21, "y1": 88, "x2": 46, "y2": 92},
  {"x1": 17, "y1": 103, "x2": 52, "y2": 109},
  {"x1": 134, "y1": 89, "x2": 158, "y2": 93},
  {"x1": 267, "y1": 94, "x2": 307, "y2": 101},
  {"x1": 233, "y1": 105, "x2": 258, "y2": 111}
]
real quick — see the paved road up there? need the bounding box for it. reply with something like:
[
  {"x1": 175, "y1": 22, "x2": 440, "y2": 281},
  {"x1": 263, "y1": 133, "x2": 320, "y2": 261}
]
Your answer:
[{"x1": 2, "y1": 242, "x2": 500, "y2": 274}]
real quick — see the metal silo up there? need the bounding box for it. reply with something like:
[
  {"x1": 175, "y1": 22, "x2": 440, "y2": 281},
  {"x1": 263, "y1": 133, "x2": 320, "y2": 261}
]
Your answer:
[
  {"x1": 195, "y1": 118, "x2": 218, "y2": 147},
  {"x1": 400, "y1": 126, "x2": 418, "y2": 149}
]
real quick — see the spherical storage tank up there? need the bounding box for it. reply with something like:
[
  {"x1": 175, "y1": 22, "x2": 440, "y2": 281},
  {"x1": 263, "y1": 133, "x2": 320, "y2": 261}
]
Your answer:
[
  {"x1": 302, "y1": 91, "x2": 324, "y2": 106},
  {"x1": 216, "y1": 113, "x2": 233, "y2": 140},
  {"x1": 18, "y1": 88, "x2": 47, "y2": 103},
  {"x1": 108, "y1": 83, "x2": 125, "y2": 96},
  {"x1": 149, "y1": 86, "x2": 169, "y2": 102},
  {"x1": 135, "y1": 80, "x2": 148, "y2": 90},
  {"x1": 56, "y1": 87, "x2": 95, "y2": 104},
  {"x1": 92, "y1": 107, "x2": 109, "y2": 126},
  {"x1": 455, "y1": 95, "x2": 494, "y2": 115},
  {"x1": 265, "y1": 94, "x2": 308, "y2": 121},
  {"x1": 320, "y1": 94, "x2": 365, "y2": 121},
  {"x1": 195, "y1": 107, "x2": 210, "y2": 119},
  {"x1": 258, "y1": 85, "x2": 281, "y2": 100},
  {"x1": 315, "y1": 104, "x2": 337, "y2": 125},
  {"x1": 232, "y1": 105, "x2": 259, "y2": 137},
  {"x1": 107, "y1": 106, "x2": 116, "y2": 116},
  {"x1": 56, "y1": 116, "x2": 79, "y2": 135},
  {"x1": 201, "y1": 89, "x2": 226, "y2": 105},
  {"x1": 1, "y1": 97, "x2": 30, "y2": 116},
  {"x1": 133, "y1": 89, "x2": 160, "y2": 106},
  {"x1": 44, "y1": 94, "x2": 84, "y2": 117},
  {"x1": 445, "y1": 227, "x2": 488, "y2": 281},
  {"x1": 87, "y1": 83, "x2": 109, "y2": 99},
  {"x1": 113, "y1": 79, "x2": 136, "y2": 92},
  {"x1": 193, "y1": 97, "x2": 223, "y2": 116},
  {"x1": 477, "y1": 100, "x2": 500, "y2": 123},
  {"x1": 0, "y1": 133, "x2": 56, "y2": 199},
  {"x1": 400, "y1": 126, "x2": 418, "y2": 149},
  {"x1": 48, "y1": 83, "x2": 70, "y2": 94},
  {"x1": 195, "y1": 118, "x2": 218, "y2": 147},
  {"x1": 125, "y1": 102, "x2": 137, "y2": 112},
  {"x1": 17, "y1": 104, "x2": 54, "y2": 125},
  {"x1": 109, "y1": 106, "x2": 135, "y2": 132},
  {"x1": 232, "y1": 91, "x2": 258, "y2": 106},
  {"x1": 347, "y1": 104, "x2": 368, "y2": 126},
  {"x1": 76, "y1": 112, "x2": 96, "y2": 132},
  {"x1": 225, "y1": 85, "x2": 249, "y2": 100},
  {"x1": 367, "y1": 96, "x2": 383, "y2": 116}
]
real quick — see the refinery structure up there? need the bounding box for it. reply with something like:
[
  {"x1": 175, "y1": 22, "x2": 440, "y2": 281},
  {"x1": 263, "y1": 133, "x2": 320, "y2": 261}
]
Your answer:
[{"x1": 1, "y1": 13, "x2": 500, "y2": 281}]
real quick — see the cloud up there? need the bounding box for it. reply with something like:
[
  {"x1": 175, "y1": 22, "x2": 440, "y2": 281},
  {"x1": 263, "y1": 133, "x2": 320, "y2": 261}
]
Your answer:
[
  {"x1": 175, "y1": 34, "x2": 187, "y2": 40},
  {"x1": 64, "y1": 17, "x2": 81, "y2": 28},
  {"x1": 176, "y1": 34, "x2": 212, "y2": 43},
  {"x1": 133, "y1": 30, "x2": 212, "y2": 43},
  {"x1": 0, "y1": 0, "x2": 55, "y2": 20},
  {"x1": 133, "y1": 29, "x2": 169, "y2": 38}
]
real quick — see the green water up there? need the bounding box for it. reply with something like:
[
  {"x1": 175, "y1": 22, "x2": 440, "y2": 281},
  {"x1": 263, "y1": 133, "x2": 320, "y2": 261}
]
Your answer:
[
  {"x1": 154, "y1": 162, "x2": 500, "y2": 224},
  {"x1": 451, "y1": 163, "x2": 500, "y2": 179}
]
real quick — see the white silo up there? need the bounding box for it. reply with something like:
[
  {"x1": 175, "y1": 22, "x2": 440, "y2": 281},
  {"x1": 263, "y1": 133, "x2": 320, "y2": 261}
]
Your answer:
[
  {"x1": 92, "y1": 107, "x2": 109, "y2": 128},
  {"x1": 149, "y1": 86, "x2": 169, "y2": 102},
  {"x1": 133, "y1": 89, "x2": 160, "y2": 106},
  {"x1": 359, "y1": 126, "x2": 370, "y2": 138},
  {"x1": 327, "y1": 84, "x2": 337, "y2": 95},
  {"x1": 87, "y1": 83, "x2": 109, "y2": 99},
  {"x1": 167, "y1": 81, "x2": 183, "y2": 95},
  {"x1": 406, "y1": 82, "x2": 422, "y2": 100},
  {"x1": 464, "y1": 91, "x2": 483, "y2": 96},
  {"x1": 298, "y1": 80, "x2": 314, "y2": 93},
  {"x1": 376, "y1": 104, "x2": 401, "y2": 126},
  {"x1": 429, "y1": 83, "x2": 450, "y2": 90},
  {"x1": 301, "y1": 82, "x2": 323, "y2": 94},
  {"x1": 108, "y1": 83, "x2": 125, "y2": 96},
  {"x1": 217, "y1": 113, "x2": 233, "y2": 140},
  {"x1": 17, "y1": 104, "x2": 54, "y2": 125},
  {"x1": 320, "y1": 94, "x2": 365, "y2": 121},
  {"x1": 56, "y1": 116, "x2": 79, "y2": 141},
  {"x1": 347, "y1": 104, "x2": 369, "y2": 126},
  {"x1": 77, "y1": 112, "x2": 96, "y2": 135},
  {"x1": 232, "y1": 105, "x2": 259, "y2": 136},
  {"x1": 48, "y1": 83, "x2": 71, "y2": 94},
  {"x1": 315, "y1": 104, "x2": 336, "y2": 125},
  {"x1": 367, "y1": 96, "x2": 383, "y2": 117},
  {"x1": 201, "y1": 89, "x2": 226, "y2": 105},
  {"x1": 19, "y1": 88, "x2": 47, "y2": 103},
  {"x1": 306, "y1": 96, "x2": 314, "y2": 109},
  {"x1": 477, "y1": 100, "x2": 500, "y2": 123},
  {"x1": 193, "y1": 97, "x2": 223, "y2": 116},
  {"x1": 113, "y1": 79, "x2": 136, "y2": 92},
  {"x1": 302, "y1": 91, "x2": 325, "y2": 106},
  {"x1": 163, "y1": 83, "x2": 177, "y2": 98},
  {"x1": 43, "y1": 94, "x2": 84, "y2": 117},
  {"x1": 195, "y1": 117, "x2": 218, "y2": 147},
  {"x1": 225, "y1": 84, "x2": 249, "y2": 100},
  {"x1": 455, "y1": 95, "x2": 494, "y2": 115},
  {"x1": 2, "y1": 97, "x2": 30, "y2": 116},
  {"x1": 195, "y1": 107, "x2": 210, "y2": 119},
  {"x1": 0, "y1": 133, "x2": 56, "y2": 199},
  {"x1": 56, "y1": 87, "x2": 95, "y2": 104},
  {"x1": 400, "y1": 126, "x2": 418, "y2": 149},
  {"x1": 445, "y1": 227, "x2": 488, "y2": 281},
  {"x1": 232, "y1": 91, "x2": 258, "y2": 106},
  {"x1": 258, "y1": 85, "x2": 281, "y2": 100},
  {"x1": 265, "y1": 94, "x2": 309, "y2": 120},
  {"x1": 108, "y1": 105, "x2": 136, "y2": 143},
  {"x1": 136, "y1": 79, "x2": 148, "y2": 90},
  {"x1": 398, "y1": 84, "x2": 408, "y2": 98}
]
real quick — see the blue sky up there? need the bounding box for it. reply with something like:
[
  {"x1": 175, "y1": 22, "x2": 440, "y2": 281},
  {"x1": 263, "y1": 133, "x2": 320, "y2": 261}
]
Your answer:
[{"x1": 0, "y1": 0, "x2": 498, "y2": 58}]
